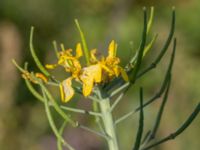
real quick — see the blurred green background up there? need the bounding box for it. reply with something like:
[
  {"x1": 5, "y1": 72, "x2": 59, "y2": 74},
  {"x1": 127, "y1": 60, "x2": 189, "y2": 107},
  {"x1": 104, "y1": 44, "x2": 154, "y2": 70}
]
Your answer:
[{"x1": 0, "y1": 0, "x2": 199, "y2": 150}]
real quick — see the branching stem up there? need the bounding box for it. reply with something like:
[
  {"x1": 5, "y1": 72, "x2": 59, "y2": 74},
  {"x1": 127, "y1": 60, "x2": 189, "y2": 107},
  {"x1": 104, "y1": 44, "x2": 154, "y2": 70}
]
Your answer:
[{"x1": 97, "y1": 88, "x2": 119, "y2": 150}]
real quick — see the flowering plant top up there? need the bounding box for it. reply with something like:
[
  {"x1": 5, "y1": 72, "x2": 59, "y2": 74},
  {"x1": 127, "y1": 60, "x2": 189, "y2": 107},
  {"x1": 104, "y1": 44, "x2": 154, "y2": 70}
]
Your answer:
[
  {"x1": 45, "y1": 40, "x2": 128, "y2": 102},
  {"x1": 12, "y1": 7, "x2": 200, "y2": 150}
]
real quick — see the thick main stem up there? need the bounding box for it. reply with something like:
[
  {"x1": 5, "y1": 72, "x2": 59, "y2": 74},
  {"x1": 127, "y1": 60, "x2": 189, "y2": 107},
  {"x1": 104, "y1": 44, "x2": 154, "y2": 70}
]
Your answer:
[{"x1": 98, "y1": 90, "x2": 119, "y2": 150}]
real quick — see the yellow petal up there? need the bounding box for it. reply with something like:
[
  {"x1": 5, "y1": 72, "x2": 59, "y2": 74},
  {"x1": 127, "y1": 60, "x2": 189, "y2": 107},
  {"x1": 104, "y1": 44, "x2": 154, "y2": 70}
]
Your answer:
[
  {"x1": 58, "y1": 58, "x2": 64, "y2": 65},
  {"x1": 80, "y1": 71, "x2": 93, "y2": 96},
  {"x1": 100, "y1": 64, "x2": 113, "y2": 74},
  {"x1": 59, "y1": 84, "x2": 65, "y2": 101},
  {"x1": 60, "y1": 78, "x2": 74, "y2": 102},
  {"x1": 73, "y1": 60, "x2": 81, "y2": 70},
  {"x1": 75, "y1": 43, "x2": 83, "y2": 58},
  {"x1": 119, "y1": 67, "x2": 129, "y2": 82},
  {"x1": 80, "y1": 64, "x2": 102, "y2": 96},
  {"x1": 90, "y1": 49, "x2": 98, "y2": 63},
  {"x1": 108, "y1": 40, "x2": 117, "y2": 58},
  {"x1": 35, "y1": 73, "x2": 48, "y2": 83},
  {"x1": 113, "y1": 66, "x2": 120, "y2": 77},
  {"x1": 45, "y1": 64, "x2": 57, "y2": 69},
  {"x1": 82, "y1": 77, "x2": 94, "y2": 97},
  {"x1": 91, "y1": 64, "x2": 102, "y2": 82},
  {"x1": 91, "y1": 64, "x2": 102, "y2": 83},
  {"x1": 65, "y1": 49, "x2": 73, "y2": 56},
  {"x1": 58, "y1": 56, "x2": 73, "y2": 68}
]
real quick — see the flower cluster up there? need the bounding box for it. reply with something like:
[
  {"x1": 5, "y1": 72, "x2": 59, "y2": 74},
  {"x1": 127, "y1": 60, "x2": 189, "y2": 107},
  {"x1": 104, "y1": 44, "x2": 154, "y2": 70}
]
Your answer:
[{"x1": 46, "y1": 40, "x2": 129, "y2": 102}]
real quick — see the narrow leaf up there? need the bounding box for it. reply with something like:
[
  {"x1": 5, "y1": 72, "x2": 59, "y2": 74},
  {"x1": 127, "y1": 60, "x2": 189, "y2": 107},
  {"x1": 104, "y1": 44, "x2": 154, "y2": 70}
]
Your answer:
[
  {"x1": 133, "y1": 87, "x2": 144, "y2": 150},
  {"x1": 12, "y1": 59, "x2": 25, "y2": 72},
  {"x1": 150, "y1": 75, "x2": 171, "y2": 140},
  {"x1": 147, "y1": 7, "x2": 155, "y2": 34},
  {"x1": 137, "y1": 7, "x2": 176, "y2": 79},
  {"x1": 143, "y1": 34, "x2": 158, "y2": 57},
  {"x1": 30, "y1": 27, "x2": 50, "y2": 77},
  {"x1": 142, "y1": 102, "x2": 200, "y2": 150},
  {"x1": 136, "y1": 38, "x2": 176, "y2": 112},
  {"x1": 52, "y1": 40, "x2": 59, "y2": 58},
  {"x1": 130, "y1": 7, "x2": 147, "y2": 83},
  {"x1": 75, "y1": 19, "x2": 90, "y2": 65}
]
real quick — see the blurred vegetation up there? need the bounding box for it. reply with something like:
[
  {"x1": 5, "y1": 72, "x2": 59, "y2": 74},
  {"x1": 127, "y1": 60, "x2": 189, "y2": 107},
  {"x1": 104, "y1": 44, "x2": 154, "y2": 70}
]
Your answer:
[{"x1": 0, "y1": 0, "x2": 199, "y2": 150}]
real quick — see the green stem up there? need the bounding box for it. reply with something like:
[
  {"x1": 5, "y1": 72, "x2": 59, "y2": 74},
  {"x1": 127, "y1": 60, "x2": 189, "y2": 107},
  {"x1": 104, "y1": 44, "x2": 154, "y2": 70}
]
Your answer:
[
  {"x1": 79, "y1": 124, "x2": 109, "y2": 140},
  {"x1": 60, "y1": 105, "x2": 102, "y2": 117},
  {"x1": 97, "y1": 89, "x2": 119, "y2": 150}
]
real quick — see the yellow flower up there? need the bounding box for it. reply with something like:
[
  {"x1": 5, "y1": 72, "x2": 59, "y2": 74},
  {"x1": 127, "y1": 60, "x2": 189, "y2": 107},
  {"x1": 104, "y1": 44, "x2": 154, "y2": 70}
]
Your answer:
[
  {"x1": 90, "y1": 49, "x2": 98, "y2": 63},
  {"x1": 46, "y1": 43, "x2": 82, "y2": 76},
  {"x1": 77, "y1": 40, "x2": 128, "y2": 97},
  {"x1": 59, "y1": 77, "x2": 74, "y2": 102},
  {"x1": 101, "y1": 40, "x2": 129, "y2": 82},
  {"x1": 80, "y1": 64, "x2": 102, "y2": 96},
  {"x1": 46, "y1": 41, "x2": 128, "y2": 103},
  {"x1": 46, "y1": 43, "x2": 84, "y2": 102}
]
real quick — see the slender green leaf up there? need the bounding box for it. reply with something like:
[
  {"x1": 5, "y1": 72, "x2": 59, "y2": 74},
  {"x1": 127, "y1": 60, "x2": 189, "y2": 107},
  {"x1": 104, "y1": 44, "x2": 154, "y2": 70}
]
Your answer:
[
  {"x1": 147, "y1": 7, "x2": 155, "y2": 34},
  {"x1": 114, "y1": 37, "x2": 176, "y2": 124},
  {"x1": 12, "y1": 59, "x2": 25, "y2": 72},
  {"x1": 143, "y1": 34, "x2": 158, "y2": 57},
  {"x1": 127, "y1": 34, "x2": 158, "y2": 70},
  {"x1": 150, "y1": 75, "x2": 171, "y2": 140},
  {"x1": 133, "y1": 87, "x2": 144, "y2": 150},
  {"x1": 52, "y1": 40, "x2": 59, "y2": 58},
  {"x1": 135, "y1": 38, "x2": 176, "y2": 112},
  {"x1": 75, "y1": 19, "x2": 90, "y2": 65},
  {"x1": 30, "y1": 27, "x2": 50, "y2": 77},
  {"x1": 142, "y1": 102, "x2": 200, "y2": 150},
  {"x1": 130, "y1": 7, "x2": 147, "y2": 83},
  {"x1": 137, "y1": 7, "x2": 175, "y2": 79},
  {"x1": 60, "y1": 43, "x2": 65, "y2": 51}
]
